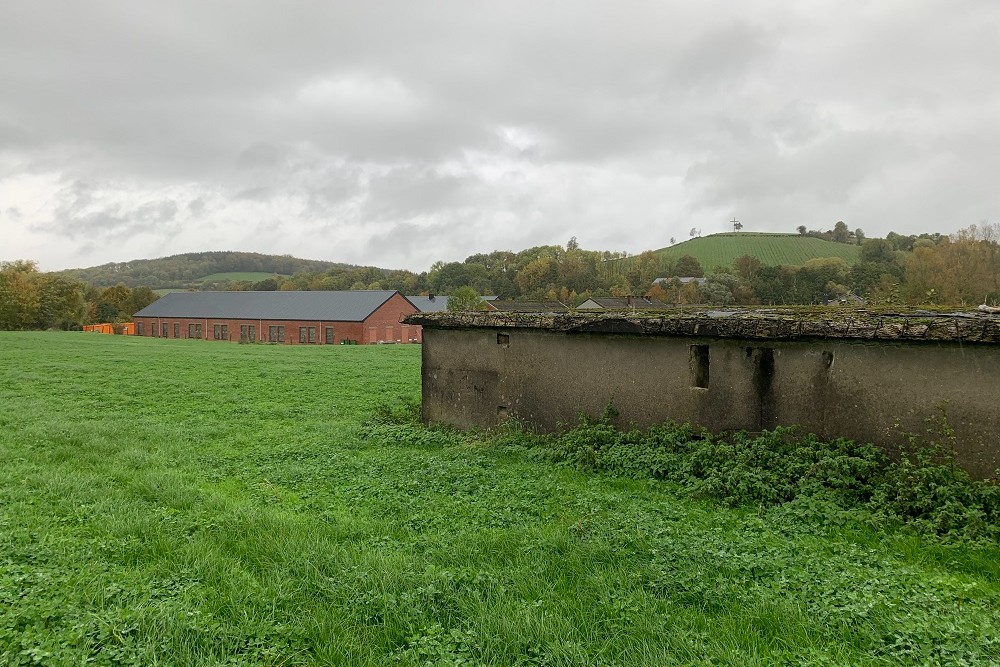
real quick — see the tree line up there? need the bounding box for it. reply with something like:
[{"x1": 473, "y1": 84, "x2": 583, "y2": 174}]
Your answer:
[
  {"x1": 0, "y1": 261, "x2": 158, "y2": 330},
  {"x1": 237, "y1": 225, "x2": 999, "y2": 308},
  {"x1": 2, "y1": 224, "x2": 998, "y2": 330}
]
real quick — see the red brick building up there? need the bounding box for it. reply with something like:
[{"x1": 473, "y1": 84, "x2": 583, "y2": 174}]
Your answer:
[{"x1": 133, "y1": 290, "x2": 420, "y2": 344}]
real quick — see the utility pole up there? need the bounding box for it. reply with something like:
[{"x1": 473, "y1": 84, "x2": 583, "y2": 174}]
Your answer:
[{"x1": 732, "y1": 217, "x2": 743, "y2": 232}]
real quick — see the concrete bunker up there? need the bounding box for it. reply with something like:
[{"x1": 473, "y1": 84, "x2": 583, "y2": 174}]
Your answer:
[{"x1": 405, "y1": 309, "x2": 1000, "y2": 479}]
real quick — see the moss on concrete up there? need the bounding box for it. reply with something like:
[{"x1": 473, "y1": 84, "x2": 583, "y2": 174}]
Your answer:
[{"x1": 404, "y1": 307, "x2": 1000, "y2": 344}]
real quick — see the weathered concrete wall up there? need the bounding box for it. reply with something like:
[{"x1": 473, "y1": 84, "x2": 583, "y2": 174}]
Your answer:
[{"x1": 419, "y1": 325, "x2": 1000, "y2": 478}]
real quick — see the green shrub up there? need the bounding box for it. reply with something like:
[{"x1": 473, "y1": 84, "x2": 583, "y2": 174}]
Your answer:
[{"x1": 493, "y1": 409, "x2": 997, "y2": 540}]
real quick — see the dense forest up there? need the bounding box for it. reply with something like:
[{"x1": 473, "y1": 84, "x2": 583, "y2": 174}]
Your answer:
[{"x1": 2, "y1": 224, "x2": 999, "y2": 330}]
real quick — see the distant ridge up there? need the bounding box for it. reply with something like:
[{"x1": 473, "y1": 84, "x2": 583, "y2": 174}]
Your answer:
[
  {"x1": 51, "y1": 251, "x2": 365, "y2": 289},
  {"x1": 606, "y1": 232, "x2": 862, "y2": 273}
]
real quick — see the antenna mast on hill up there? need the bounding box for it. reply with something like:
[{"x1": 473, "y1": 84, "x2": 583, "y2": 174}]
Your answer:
[{"x1": 731, "y1": 217, "x2": 743, "y2": 233}]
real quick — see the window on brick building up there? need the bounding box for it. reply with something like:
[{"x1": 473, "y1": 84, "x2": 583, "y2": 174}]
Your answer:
[
  {"x1": 325, "y1": 327, "x2": 334, "y2": 344},
  {"x1": 299, "y1": 326, "x2": 316, "y2": 343},
  {"x1": 162, "y1": 323, "x2": 169, "y2": 338},
  {"x1": 213, "y1": 324, "x2": 228, "y2": 340},
  {"x1": 174, "y1": 323, "x2": 180, "y2": 338},
  {"x1": 136, "y1": 322, "x2": 144, "y2": 336},
  {"x1": 189, "y1": 323, "x2": 202, "y2": 339},
  {"x1": 240, "y1": 324, "x2": 257, "y2": 342},
  {"x1": 268, "y1": 326, "x2": 285, "y2": 342}
]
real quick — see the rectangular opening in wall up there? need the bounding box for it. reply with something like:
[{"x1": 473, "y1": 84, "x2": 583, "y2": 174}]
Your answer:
[
  {"x1": 497, "y1": 332, "x2": 510, "y2": 347},
  {"x1": 690, "y1": 344, "x2": 710, "y2": 389}
]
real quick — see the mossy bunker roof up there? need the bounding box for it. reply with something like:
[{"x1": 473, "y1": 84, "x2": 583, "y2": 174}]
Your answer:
[{"x1": 403, "y1": 308, "x2": 1000, "y2": 344}]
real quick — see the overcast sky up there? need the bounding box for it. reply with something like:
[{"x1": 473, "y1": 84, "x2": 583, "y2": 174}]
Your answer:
[{"x1": 2, "y1": 1, "x2": 999, "y2": 272}]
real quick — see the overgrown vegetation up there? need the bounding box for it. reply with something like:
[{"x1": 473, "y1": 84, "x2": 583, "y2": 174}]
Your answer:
[
  {"x1": 3, "y1": 333, "x2": 1000, "y2": 665},
  {"x1": 502, "y1": 415, "x2": 1000, "y2": 542}
]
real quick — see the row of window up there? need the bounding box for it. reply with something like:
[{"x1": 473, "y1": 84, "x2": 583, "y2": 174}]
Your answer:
[{"x1": 136, "y1": 322, "x2": 338, "y2": 343}]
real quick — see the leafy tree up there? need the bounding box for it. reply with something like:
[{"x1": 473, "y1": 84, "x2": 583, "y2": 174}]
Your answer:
[
  {"x1": 1, "y1": 260, "x2": 92, "y2": 330},
  {"x1": 0, "y1": 260, "x2": 42, "y2": 329},
  {"x1": 252, "y1": 277, "x2": 279, "y2": 291},
  {"x1": 447, "y1": 286, "x2": 483, "y2": 312},
  {"x1": 675, "y1": 255, "x2": 704, "y2": 278},
  {"x1": 851, "y1": 239, "x2": 904, "y2": 297},
  {"x1": 514, "y1": 256, "x2": 555, "y2": 297},
  {"x1": 35, "y1": 276, "x2": 86, "y2": 329},
  {"x1": 733, "y1": 254, "x2": 763, "y2": 284},
  {"x1": 752, "y1": 266, "x2": 797, "y2": 305},
  {"x1": 832, "y1": 221, "x2": 850, "y2": 244},
  {"x1": 702, "y1": 273, "x2": 739, "y2": 305},
  {"x1": 130, "y1": 286, "x2": 159, "y2": 313},
  {"x1": 429, "y1": 262, "x2": 475, "y2": 294}
]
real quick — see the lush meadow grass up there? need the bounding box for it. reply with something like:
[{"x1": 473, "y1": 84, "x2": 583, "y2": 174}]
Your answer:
[
  {"x1": 604, "y1": 233, "x2": 862, "y2": 276},
  {"x1": 1, "y1": 333, "x2": 998, "y2": 666}
]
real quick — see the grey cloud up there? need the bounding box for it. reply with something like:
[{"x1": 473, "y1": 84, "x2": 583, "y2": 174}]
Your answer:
[
  {"x1": 39, "y1": 179, "x2": 181, "y2": 243},
  {"x1": 686, "y1": 129, "x2": 914, "y2": 208},
  {"x1": 3, "y1": 1, "x2": 1000, "y2": 270},
  {"x1": 362, "y1": 167, "x2": 483, "y2": 222},
  {"x1": 235, "y1": 186, "x2": 274, "y2": 202},
  {"x1": 237, "y1": 143, "x2": 295, "y2": 170},
  {"x1": 187, "y1": 198, "x2": 206, "y2": 216}
]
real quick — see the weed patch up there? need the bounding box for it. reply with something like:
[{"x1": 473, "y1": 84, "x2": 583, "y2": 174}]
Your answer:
[{"x1": 481, "y1": 411, "x2": 1000, "y2": 541}]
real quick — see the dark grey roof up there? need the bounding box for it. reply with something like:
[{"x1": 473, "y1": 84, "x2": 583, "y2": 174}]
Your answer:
[
  {"x1": 134, "y1": 290, "x2": 406, "y2": 321},
  {"x1": 406, "y1": 295, "x2": 450, "y2": 313}
]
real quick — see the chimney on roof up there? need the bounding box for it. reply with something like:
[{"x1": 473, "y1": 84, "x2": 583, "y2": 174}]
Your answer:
[{"x1": 428, "y1": 293, "x2": 435, "y2": 301}]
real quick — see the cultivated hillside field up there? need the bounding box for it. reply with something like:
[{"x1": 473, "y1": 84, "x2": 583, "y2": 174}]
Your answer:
[
  {"x1": 2, "y1": 333, "x2": 998, "y2": 665},
  {"x1": 197, "y1": 272, "x2": 287, "y2": 284},
  {"x1": 606, "y1": 233, "x2": 862, "y2": 274}
]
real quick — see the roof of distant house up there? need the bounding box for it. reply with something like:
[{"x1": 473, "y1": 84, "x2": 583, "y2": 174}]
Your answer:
[
  {"x1": 577, "y1": 296, "x2": 668, "y2": 310},
  {"x1": 487, "y1": 300, "x2": 569, "y2": 313},
  {"x1": 406, "y1": 295, "x2": 450, "y2": 313},
  {"x1": 653, "y1": 276, "x2": 708, "y2": 285},
  {"x1": 134, "y1": 290, "x2": 409, "y2": 321}
]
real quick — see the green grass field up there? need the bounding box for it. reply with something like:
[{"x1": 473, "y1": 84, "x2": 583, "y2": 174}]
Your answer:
[
  {"x1": 1, "y1": 333, "x2": 998, "y2": 666},
  {"x1": 197, "y1": 272, "x2": 287, "y2": 284},
  {"x1": 607, "y1": 233, "x2": 862, "y2": 275}
]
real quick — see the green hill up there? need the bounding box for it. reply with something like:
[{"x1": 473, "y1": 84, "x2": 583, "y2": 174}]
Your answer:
[
  {"x1": 608, "y1": 233, "x2": 862, "y2": 274},
  {"x1": 52, "y1": 252, "x2": 360, "y2": 289}
]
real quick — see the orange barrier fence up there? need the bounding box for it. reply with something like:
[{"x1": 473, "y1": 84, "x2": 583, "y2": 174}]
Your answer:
[{"x1": 83, "y1": 323, "x2": 135, "y2": 335}]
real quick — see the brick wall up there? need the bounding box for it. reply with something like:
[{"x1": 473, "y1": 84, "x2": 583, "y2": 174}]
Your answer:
[{"x1": 133, "y1": 292, "x2": 421, "y2": 345}]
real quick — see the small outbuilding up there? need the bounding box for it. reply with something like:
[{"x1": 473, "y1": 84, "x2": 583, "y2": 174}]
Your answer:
[
  {"x1": 133, "y1": 290, "x2": 419, "y2": 344},
  {"x1": 405, "y1": 308, "x2": 1000, "y2": 479}
]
